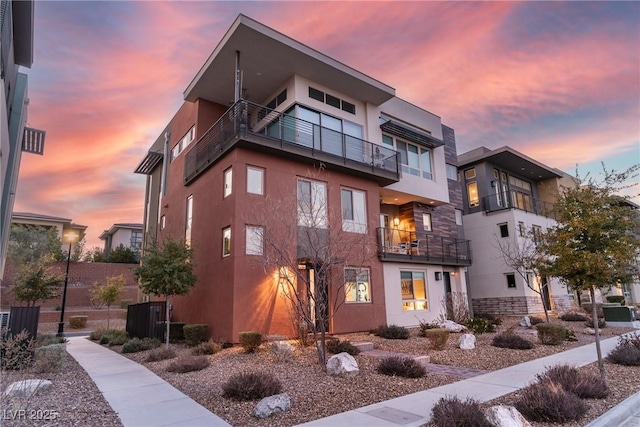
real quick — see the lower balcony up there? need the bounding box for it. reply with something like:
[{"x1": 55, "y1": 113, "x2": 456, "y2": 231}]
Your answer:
[
  {"x1": 376, "y1": 228, "x2": 472, "y2": 266},
  {"x1": 480, "y1": 191, "x2": 554, "y2": 218}
]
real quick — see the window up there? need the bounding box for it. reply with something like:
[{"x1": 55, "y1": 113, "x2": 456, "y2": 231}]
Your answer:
[
  {"x1": 308, "y1": 87, "x2": 356, "y2": 114},
  {"x1": 446, "y1": 164, "x2": 458, "y2": 180},
  {"x1": 297, "y1": 179, "x2": 327, "y2": 228},
  {"x1": 422, "y1": 213, "x2": 432, "y2": 231},
  {"x1": 222, "y1": 227, "x2": 231, "y2": 257},
  {"x1": 467, "y1": 182, "x2": 479, "y2": 207},
  {"x1": 518, "y1": 221, "x2": 526, "y2": 237},
  {"x1": 506, "y1": 273, "x2": 516, "y2": 288},
  {"x1": 247, "y1": 166, "x2": 264, "y2": 195},
  {"x1": 185, "y1": 195, "x2": 193, "y2": 246},
  {"x1": 130, "y1": 231, "x2": 142, "y2": 252},
  {"x1": 344, "y1": 268, "x2": 370, "y2": 303},
  {"x1": 160, "y1": 215, "x2": 165, "y2": 230},
  {"x1": 171, "y1": 126, "x2": 195, "y2": 161},
  {"x1": 326, "y1": 94, "x2": 340, "y2": 108},
  {"x1": 532, "y1": 225, "x2": 542, "y2": 245},
  {"x1": 509, "y1": 176, "x2": 532, "y2": 191},
  {"x1": 401, "y1": 271, "x2": 428, "y2": 311},
  {"x1": 309, "y1": 87, "x2": 324, "y2": 102},
  {"x1": 499, "y1": 223, "x2": 509, "y2": 238},
  {"x1": 223, "y1": 168, "x2": 232, "y2": 198},
  {"x1": 245, "y1": 226, "x2": 263, "y2": 255},
  {"x1": 455, "y1": 209, "x2": 463, "y2": 225},
  {"x1": 396, "y1": 139, "x2": 433, "y2": 179},
  {"x1": 341, "y1": 188, "x2": 367, "y2": 233},
  {"x1": 464, "y1": 168, "x2": 476, "y2": 180}
]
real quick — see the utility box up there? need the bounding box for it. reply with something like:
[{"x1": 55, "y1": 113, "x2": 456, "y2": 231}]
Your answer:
[{"x1": 603, "y1": 306, "x2": 637, "y2": 322}]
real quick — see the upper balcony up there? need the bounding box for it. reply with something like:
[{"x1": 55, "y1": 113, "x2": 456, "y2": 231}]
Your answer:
[
  {"x1": 184, "y1": 100, "x2": 400, "y2": 186},
  {"x1": 480, "y1": 190, "x2": 555, "y2": 218},
  {"x1": 376, "y1": 227, "x2": 472, "y2": 266}
]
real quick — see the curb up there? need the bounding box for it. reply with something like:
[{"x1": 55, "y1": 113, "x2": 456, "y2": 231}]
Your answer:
[{"x1": 583, "y1": 391, "x2": 640, "y2": 427}]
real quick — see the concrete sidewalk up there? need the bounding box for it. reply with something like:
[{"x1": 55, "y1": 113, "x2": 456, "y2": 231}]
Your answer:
[{"x1": 66, "y1": 337, "x2": 231, "y2": 427}]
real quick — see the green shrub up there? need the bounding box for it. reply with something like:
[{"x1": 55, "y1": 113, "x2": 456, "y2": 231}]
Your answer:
[
  {"x1": 430, "y1": 396, "x2": 491, "y2": 427},
  {"x1": 515, "y1": 380, "x2": 586, "y2": 422},
  {"x1": 222, "y1": 372, "x2": 282, "y2": 401},
  {"x1": 559, "y1": 312, "x2": 587, "y2": 322},
  {"x1": 417, "y1": 318, "x2": 439, "y2": 336},
  {"x1": 607, "y1": 335, "x2": 640, "y2": 366},
  {"x1": 120, "y1": 299, "x2": 133, "y2": 309},
  {"x1": 536, "y1": 364, "x2": 609, "y2": 399},
  {"x1": 0, "y1": 330, "x2": 35, "y2": 370},
  {"x1": 605, "y1": 295, "x2": 625, "y2": 305},
  {"x1": 169, "y1": 322, "x2": 185, "y2": 342},
  {"x1": 423, "y1": 328, "x2": 450, "y2": 350},
  {"x1": 35, "y1": 334, "x2": 66, "y2": 347},
  {"x1": 192, "y1": 340, "x2": 222, "y2": 356},
  {"x1": 325, "y1": 339, "x2": 360, "y2": 356},
  {"x1": 376, "y1": 324, "x2": 410, "y2": 339},
  {"x1": 536, "y1": 323, "x2": 567, "y2": 345},
  {"x1": 33, "y1": 343, "x2": 66, "y2": 373},
  {"x1": 69, "y1": 316, "x2": 88, "y2": 329},
  {"x1": 166, "y1": 355, "x2": 210, "y2": 373},
  {"x1": 183, "y1": 324, "x2": 208, "y2": 346},
  {"x1": 492, "y1": 333, "x2": 533, "y2": 350},
  {"x1": 466, "y1": 317, "x2": 490, "y2": 335},
  {"x1": 97, "y1": 329, "x2": 129, "y2": 346},
  {"x1": 377, "y1": 356, "x2": 425, "y2": 378},
  {"x1": 239, "y1": 331, "x2": 263, "y2": 353},
  {"x1": 121, "y1": 337, "x2": 160, "y2": 353},
  {"x1": 145, "y1": 346, "x2": 177, "y2": 362}
]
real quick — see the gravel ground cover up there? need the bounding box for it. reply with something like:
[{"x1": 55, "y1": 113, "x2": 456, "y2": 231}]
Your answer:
[{"x1": 3, "y1": 317, "x2": 638, "y2": 427}]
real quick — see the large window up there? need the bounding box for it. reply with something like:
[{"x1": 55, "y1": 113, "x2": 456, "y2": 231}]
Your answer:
[
  {"x1": 400, "y1": 271, "x2": 427, "y2": 311},
  {"x1": 297, "y1": 179, "x2": 327, "y2": 228},
  {"x1": 222, "y1": 227, "x2": 231, "y2": 257},
  {"x1": 185, "y1": 195, "x2": 193, "y2": 246},
  {"x1": 247, "y1": 166, "x2": 264, "y2": 195},
  {"x1": 171, "y1": 126, "x2": 195, "y2": 161},
  {"x1": 341, "y1": 188, "x2": 367, "y2": 233},
  {"x1": 245, "y1": 226, "x2": 263, "y2": 255},
  {"x1": 467, "y1": 181, "x2": 479, "y2": 207},
  {"x1": 130, "y1": 231, "x2": 142, "y2": 252},
  {"x1": 344, "y1": 268, "x2": 370, "y2": 303},
  {"x1": 383, "y1": 135, "x2": 432, "y2": 180},
  {"x1": 223, "y1": 168, "x2": 232, "y2": 198}
]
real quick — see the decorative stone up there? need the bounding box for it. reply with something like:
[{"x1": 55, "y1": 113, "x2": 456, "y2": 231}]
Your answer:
[
  {"x1": 254, "y1": 393, "x2": 291, "y2": 418},
  {"x1": 326, "y1": 352, "x2": 359, "y2": 376},
  {"x1": 437, "y1": 319, "x2": 467, "y2": 332},
  {"x1": 519, "y1": 316, "x2": 531, "y2": 327},
  {"x1": 271, "y1": 341, "x2": 294, "y2": 353},
  {"x1": 584, "y1": 327, "x2": 596, "y2": 335},
  {"x1": 459, "y1": 333, "x2": 476, "y2": 350},
  {"x1": 4, "y1": 379, "x2": 53, "y2": 398},
  {"x1": 484, "y1": 405, "x2": 532, "y2": 427}
]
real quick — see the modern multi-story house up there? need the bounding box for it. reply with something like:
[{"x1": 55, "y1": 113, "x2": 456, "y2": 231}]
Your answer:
[
  {"x1": 0, "y1": 0, "x2": 46, "y2": 278},
  {"x1": 458, "y1": 146, "x2": 578, "y2": 316},
  {"x1": 10, "y1": 212, "x2": 86, "y2": 255},
  {"x1": 135, "y1": 15, "x2": 471, "y2": 342},
  {"x1": 99, "y1": 223, "x2": 143, "y2": 259}
]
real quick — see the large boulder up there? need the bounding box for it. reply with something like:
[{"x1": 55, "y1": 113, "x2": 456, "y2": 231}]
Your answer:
[
  {"x1": 326, "y1": 352, "x2": 359, "y2": 376},
  {"x1": 519, "y1": 316, "x2": 531, "y2": 327},
  {"x1": 254, "y1": 393, "x2": 291, "y2": 418},
  {"x1": 437, "y1": 320, "x2": 467, "y2": 332},
  {"x1": 484, "y1": 405, "x2": 531, "y2": 427},
  {"x1": 4, "y1": 380, "x2": 53, "y2": 398},
  {"x1": 459, "y1": 333, "x2": 476, "y2": 350}
]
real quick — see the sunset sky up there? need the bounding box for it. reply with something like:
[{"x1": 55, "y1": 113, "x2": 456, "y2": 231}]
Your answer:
[{"x1": 16, "y1": 1, "x2": 640, "y2": 249}]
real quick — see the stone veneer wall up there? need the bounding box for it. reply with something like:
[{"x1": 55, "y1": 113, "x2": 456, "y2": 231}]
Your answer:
[{"x1": 473, "y1": 294, "x2": 573, "y2": 316}]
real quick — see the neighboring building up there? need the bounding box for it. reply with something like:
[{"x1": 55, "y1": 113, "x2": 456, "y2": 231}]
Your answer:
[
  {"x1": 10, "y1": 212, "x2": 86, "y2": 255},
  {"x1": 99, "y1": 223, "x2": 143, "y2": 258},
  {"x1": 457, "y1": 146, "x2": 577, "y2": 316},
  {"x1": 135, "y1": 15, "x2": 471, "y2": 342},
  {"x1": 0, "y1": 0, "x2": 47, "y2": 278}
]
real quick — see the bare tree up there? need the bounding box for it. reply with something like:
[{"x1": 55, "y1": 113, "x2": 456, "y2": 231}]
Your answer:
[
  {"x1": 494, "y1": 230, "x2": 551, "y2": 322},
  {"x1": 248, "y1": 169, "x2": 377, "y2": 365}
]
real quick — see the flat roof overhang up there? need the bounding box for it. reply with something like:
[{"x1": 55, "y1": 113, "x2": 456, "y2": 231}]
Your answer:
[
  {"x1": 183, "y1": 15, "x2": 395, "y2": 107},
  {"x1": 459, "y1": 146, "x2": 562, "y2": 181}
]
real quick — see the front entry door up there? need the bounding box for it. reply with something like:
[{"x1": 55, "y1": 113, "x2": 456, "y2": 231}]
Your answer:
[{"x1": 443, "y1": 272, "x2": 453, "y2": 319}]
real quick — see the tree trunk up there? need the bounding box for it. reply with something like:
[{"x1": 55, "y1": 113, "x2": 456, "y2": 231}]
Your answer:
[
  {"x1": 165, "y1": 295, "x2": 171, "y2": 349},
  {"x1": 590, "y1": 287, "x2": 605, "y2": 380},
  {"x1": 107, "y1": 303, "x2": 111, "y2": 329}
]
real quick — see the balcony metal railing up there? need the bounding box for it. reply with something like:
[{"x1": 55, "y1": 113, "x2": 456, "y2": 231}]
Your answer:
[
  {"x1": 481, "y1": 190, "x2": 555, "y2": 218},
  {"x1": 184, "y1": 100, "x2": 399, "y2": 184},
  {"x1": 376, "y1": 227, "x2": 472, "y2": 265}
]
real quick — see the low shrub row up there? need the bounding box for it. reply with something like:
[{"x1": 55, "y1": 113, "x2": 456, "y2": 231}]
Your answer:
[{"x1": 607, "y1": 335, "x2": 640, "y2": 366}]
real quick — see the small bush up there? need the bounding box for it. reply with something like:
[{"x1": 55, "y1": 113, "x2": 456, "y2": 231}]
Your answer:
[
  {"x1": 466, "y1": 317, "x2": 490, "y2": 335},
  {"x1": 585, "y1": 317, "x2": 606, "y2": 329},
  {"x1": 423, "y1": 328, "x2": 450, "y2": 350},
  {"x1": 69, "y1": 315, "x2": 88, "y2": 329},
  {"x1": 559, "y1": 312, "x2": 587, "y2": 322},
  {"x1": 529, "y1": 316, "x2": 545, "y2": 325},
  {"x1": 377, "y1": 356, "x2": 425, "y2": 378},
  {"x1": 169, "y1": 322, "x2": 185, "y2": 342},
  {"x1": 166, "y1": 355, "x2": 210, "y2": 373},
  {"x1": 582, "y1": 303, "x2": 604, "y2": 318},
  {"x1": 607, "y1": 335, "x2": 640, "y2": 366},
  {"x1": 430, "y1": 396, "x2": 491, "y2": 427},
  {"x1": 0, "y1": 330, "x2": 35, "y2": 370},
  {"x1": 326, "y1": 339, "x2": 360, "y2": 356},
  {"x1": 96, "y1": 329, "x2": 129, "y2": 346},
  {"x1": 492, "y1": 333, "x2": 533, "y2": 350},
  {"x1": 537, "y1": 364, "x2": 609, "y2": 399},
  {"x1": 536, "y1": 323, "x2": 567, "y2": 346},
  {"x1": 605, "y1": 295, "x2": 625, "y2": 305},
  {"x1": 145, "y1": 346, "x2": 177, "y2": 362},
  {"x1": 475, "y1": 313, "x2": 502, "y2": 331},
  {"x1": 222, "y1": 372, "x2": 282, "y2": 401},
  {"x1": 192, "y1": 340, "x2": 222, "y2": 356},
  {"x1": 376, "y1": 324, "x2": 410, "y2": 340},
  {"x1": 183, "y1": 324, "x2": 208, "y2": 346},
  {"x1": 33, "y1": 343, "x2": 66, "y2": 373},
  {"x1": 89, "y1": 328, "x2": 107, "y2": 341},
  {"x1": 120, "y1": 299, "x2": 133, "y2": 309},
  {"x1": 121, "y1": 337, "x2": 160, "y2": 353},
  {"x1": 35, "y1": 334, "x2": 66, "y2": 347},
  {"x1": 417, "y1": 318, "x2": 439, "y2": 336},
  {"x1": 239, "y1": 331, "x2": 263, "y2": 353},
  {"x1": 515, "y1": 380, "x2": 586, "y2": 422}
]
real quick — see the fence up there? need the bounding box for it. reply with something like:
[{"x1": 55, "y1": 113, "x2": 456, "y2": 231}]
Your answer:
[
  {"x1": 4, "y1": 306, "x2": 40, "y2": 339},
  {"x1": 126, "y1": 301, "x2": 166, "y2": 340}
]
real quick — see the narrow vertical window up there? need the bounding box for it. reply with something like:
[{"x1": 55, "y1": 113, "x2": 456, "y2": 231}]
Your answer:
[
  {"x1": 506, "y1": 273, "x2": 516, "y2": 288},
  {"x1": 297, "y1": 179, "x2": 327, "y2": 228},
  {"x1": 518, "y1": 222, "x2": 526, "y2": 237},
  {"x1": 185, "y1": 195, "x2": 193, "y2": 246},
  {"x1": 499, "y1": 223, "x2": 509, "y2": 238},
  {"x1": 223, "y1": 168, "x2": 232, "y2": 198},
  {"x1": 341, "y1": 188, "x2": 367, "y2": 233},
  {"x1": 246, "y1": 226, "x2": 263, "y2": 255},
  {"x1": 222, "y1": 227, "x2": 231, "y2": 257},
  {"x1": 422, "y1": 213, "x2": 432, "y2": 232},
  {"x1": 467, "y1": 182, "x2": 479, "y2": 207},
  {"x1": 455, "y1": 209, "x2": 463, "y2": 226},
  {"x1": 247, "y1": 166, "x2": 264, "y2": 195}
]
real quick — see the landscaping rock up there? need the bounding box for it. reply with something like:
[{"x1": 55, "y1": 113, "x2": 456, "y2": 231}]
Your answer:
[
  {"x1": 437, "y1": 319, "x2": 467, "y2": 332},
  {"x1": 519, "y1": 316, "x2": 531, "y2": 327},
  {"x1": 459, "y1": 333, "x2": 476, "y2": 350},
  {"x1": 584, "y1": 327, "x2": 596, "y2": 335},
  {"x1": 4, "y1": 379, "x2": 53, "y2": 398},
  {"x1": 484, "y1": 405, "x2": 531, "y2": 427},
  {"x1": 271, "y1": 341, "x2": 294, "y2": 353},
  {"x1": 254, "y1": 393, "x2": 291, "y2": 418},
  {"x1": 326, "y1": 352, "x2": 359, "y2": 376}
]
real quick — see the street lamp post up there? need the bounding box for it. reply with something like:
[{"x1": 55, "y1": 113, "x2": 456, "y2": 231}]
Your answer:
[{"x1": 57, "y1": 232, "x2": 77, "y2": 337}]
